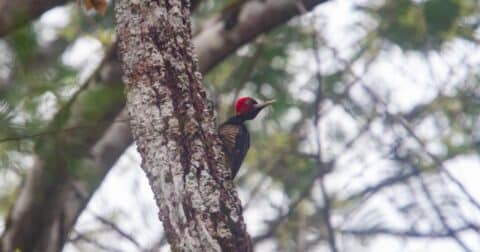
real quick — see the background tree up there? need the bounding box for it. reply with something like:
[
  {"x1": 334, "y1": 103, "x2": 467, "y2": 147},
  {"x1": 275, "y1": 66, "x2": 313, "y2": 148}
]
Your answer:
[{"x1": 1, "y1": 0, "x2": 480, "y2": 251}]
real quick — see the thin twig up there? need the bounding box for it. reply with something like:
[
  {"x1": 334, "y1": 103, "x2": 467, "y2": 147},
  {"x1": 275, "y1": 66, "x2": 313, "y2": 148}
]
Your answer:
[
  {"x1": 298, "y1": 2, "x2": 339, "y2": 251},
  {"x1": 71, "y1": 182, "x2": 144, "y2": 250},
  {"x1": 341, "y1": 224, "x2": 475, "y2": 239},
  {"x1": 361, "y1": 84, "x2": 480, "y2": 214},
  {"x1": 0, "y1": 118, "x2": 129, "y2": 144},
  {"x1": 91, "y1": 212, "x2": 143, "y2": 250},
  {"x1": 360, "y1": 84, "x2": 473, "y2": 252},
  {"x1": 70, "y1": 230, "x2": 123, "y2": 252}
]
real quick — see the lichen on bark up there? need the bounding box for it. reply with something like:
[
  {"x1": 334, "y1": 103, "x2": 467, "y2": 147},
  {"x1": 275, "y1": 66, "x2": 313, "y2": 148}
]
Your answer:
[{"x1": 114, "y1": 0, "x2": 252, "y2": 251}]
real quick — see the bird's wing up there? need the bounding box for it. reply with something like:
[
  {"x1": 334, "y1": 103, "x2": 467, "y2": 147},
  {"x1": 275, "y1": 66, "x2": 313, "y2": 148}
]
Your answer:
[
  {"x1": 218, "y1": 124, "x2": 250, "y2": 178},
  {"x1": 219, "y1": 124, "x2": 239, "y2": 151}
]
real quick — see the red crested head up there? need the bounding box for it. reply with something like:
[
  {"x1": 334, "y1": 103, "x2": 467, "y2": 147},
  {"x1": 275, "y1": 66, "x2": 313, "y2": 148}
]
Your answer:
[{"x1": 235, "y1": 97, "x2": 257, "y2": 115}]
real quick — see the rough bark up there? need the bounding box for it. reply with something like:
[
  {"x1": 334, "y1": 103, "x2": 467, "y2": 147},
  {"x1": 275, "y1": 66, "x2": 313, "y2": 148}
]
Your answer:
[
  {"x1": 115, "y1": 0, "x2": 252, "y2": 251},
  {"x1": 1, "y1": 1, "x2": 328, "y2": 251}
]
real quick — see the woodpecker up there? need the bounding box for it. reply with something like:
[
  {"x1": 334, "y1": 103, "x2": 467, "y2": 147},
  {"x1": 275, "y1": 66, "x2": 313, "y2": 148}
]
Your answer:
[{"x1": 219, "y1": 96, "x2": 275, "y2": 179}]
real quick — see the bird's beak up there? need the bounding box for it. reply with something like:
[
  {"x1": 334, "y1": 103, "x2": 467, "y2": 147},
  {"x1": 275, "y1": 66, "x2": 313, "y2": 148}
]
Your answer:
[{"x1": 254, "y1": 99, "x2": 276, "y2": 110}]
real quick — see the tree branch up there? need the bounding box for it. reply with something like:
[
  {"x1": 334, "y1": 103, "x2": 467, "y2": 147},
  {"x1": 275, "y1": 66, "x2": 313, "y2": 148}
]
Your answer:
[
  {"x1": 341, "y1": 224, "x2": 475, "y2": 239},
  {"x1": 0, "y1": 0, "x2": 68, "y2": 37},
  {"x1": 1, "y1": 0, "x2": 330, "y2": 251},
  {"x1": 0, "y1": 0, "x2": 204, "y2": 37}
]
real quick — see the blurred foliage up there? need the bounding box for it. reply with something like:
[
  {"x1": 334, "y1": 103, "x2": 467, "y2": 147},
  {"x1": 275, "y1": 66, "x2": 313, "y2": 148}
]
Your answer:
[
  {"x1": 8, "y1": 25, "x2": 38, "y2": 64},
  {"x1": 361, "y1": 0, "x2": 479, "y2": 50},
  {"x1": 206, "y1": 24, "x2": 308, "y2": 121},
  {"x1": 0, "y1": 2, "x2": 118, "y2": 209},
  {"x1": 0, "y1": 0, "x2": 480, "y2": 251}
]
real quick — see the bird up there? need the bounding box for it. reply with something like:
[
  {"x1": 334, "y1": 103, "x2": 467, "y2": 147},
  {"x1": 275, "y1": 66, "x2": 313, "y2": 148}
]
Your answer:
[{"x1": 219, "y1": 96, "x2": 275, "y2": 179}]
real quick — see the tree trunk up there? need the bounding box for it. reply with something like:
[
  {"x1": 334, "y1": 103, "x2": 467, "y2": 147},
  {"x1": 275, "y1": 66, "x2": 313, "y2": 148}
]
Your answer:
[
  {"x1": 115, "y1": 0, "x2": 252, "y2": 251},
  {"x1": 1, "y1": 1, "x2": 328, "y2": 251}
]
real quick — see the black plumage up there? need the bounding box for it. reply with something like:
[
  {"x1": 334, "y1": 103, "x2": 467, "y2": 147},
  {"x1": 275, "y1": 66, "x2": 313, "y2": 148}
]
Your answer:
[
  {"x1": 219, "y1": 97, "x2": 274, "y2": 179},
  {"x1": 219, "y1": 118, "x2": 249, "y2": 179}
]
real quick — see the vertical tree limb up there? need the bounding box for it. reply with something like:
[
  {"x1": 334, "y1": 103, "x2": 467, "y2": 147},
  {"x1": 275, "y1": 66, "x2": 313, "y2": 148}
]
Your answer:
[
  {"x1": 1, "y1": 1, "x2": 328, "y2": 251},
  {"x1": 114, "y1": 0, "x2": 252, "y2": 251}
]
